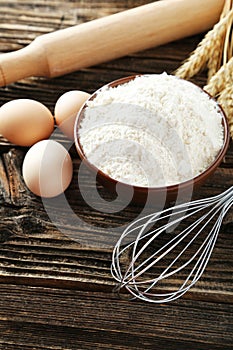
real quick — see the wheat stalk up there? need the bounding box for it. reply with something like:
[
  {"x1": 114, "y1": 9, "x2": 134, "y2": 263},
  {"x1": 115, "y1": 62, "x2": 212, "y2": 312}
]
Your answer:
[
  {"x1": 207, "y1": 0, "x2": 232, "y2": 80},
  {"x1": 221, "y1": 0, "x2": 233, "y2": 17},
  {"x1": 222, "y1": 1, "x2": 233, "y2": 62},
  {"x1": 218, "y1": 84, "x2": 233, "y2": 138},
  {"x1": 175, "y1": 9, "x2": 233, "y2": 80}
]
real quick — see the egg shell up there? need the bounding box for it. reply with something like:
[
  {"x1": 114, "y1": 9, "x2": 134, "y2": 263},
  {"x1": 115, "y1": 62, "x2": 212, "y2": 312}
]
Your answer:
[
  {"x1": 0, "y1": 99, "x2": 54, "y2": 146},
  {"x1": 54, "y1": 90, "x2": 90, "y2": 140},
  {"x1": 22, "y1": 140, "x2": 73, "y2": 198}
]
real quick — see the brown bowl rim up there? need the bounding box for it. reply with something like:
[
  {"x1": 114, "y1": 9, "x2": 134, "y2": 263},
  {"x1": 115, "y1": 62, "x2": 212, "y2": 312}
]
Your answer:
[{"x1": 74, "y1": 74, "x2": 230, "y2": 194}]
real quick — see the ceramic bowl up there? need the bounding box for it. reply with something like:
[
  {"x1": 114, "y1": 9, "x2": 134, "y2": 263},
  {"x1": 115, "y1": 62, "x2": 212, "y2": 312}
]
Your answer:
[{"x1": 74, "y1": 75, "x2": 230, "y2": 205}]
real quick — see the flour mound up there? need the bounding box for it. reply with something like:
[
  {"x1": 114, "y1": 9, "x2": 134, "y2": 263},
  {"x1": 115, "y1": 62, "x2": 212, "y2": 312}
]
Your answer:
[{"x1": 79, "y1": 73, "x2": 224, "y2": 187}]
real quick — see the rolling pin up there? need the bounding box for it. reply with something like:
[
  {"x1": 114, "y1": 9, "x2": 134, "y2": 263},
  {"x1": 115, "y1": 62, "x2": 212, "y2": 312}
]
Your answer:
[{"x1": 0, "y1": 0, "x2": 225, "y2": 86}]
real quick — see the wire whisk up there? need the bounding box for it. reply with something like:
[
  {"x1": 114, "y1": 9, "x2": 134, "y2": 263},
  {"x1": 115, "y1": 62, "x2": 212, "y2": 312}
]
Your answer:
[{"x1": 111, "y1": 186, "x2": 233, "y2": 303}]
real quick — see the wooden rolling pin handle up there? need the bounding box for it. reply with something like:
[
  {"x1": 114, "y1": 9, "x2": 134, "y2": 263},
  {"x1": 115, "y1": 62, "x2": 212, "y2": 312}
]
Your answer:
[
  {"x1": 0, "y1": 43, "x2": 49, "y2": 87},
  {"x1": 0, "y1": 0, "x2": 225, "y2": 87}
]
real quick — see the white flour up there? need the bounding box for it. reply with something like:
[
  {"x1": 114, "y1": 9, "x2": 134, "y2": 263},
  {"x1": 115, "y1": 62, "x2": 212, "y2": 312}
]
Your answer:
[{"x1": 79, "y1": 73, "x2": 224, "y2": 187}]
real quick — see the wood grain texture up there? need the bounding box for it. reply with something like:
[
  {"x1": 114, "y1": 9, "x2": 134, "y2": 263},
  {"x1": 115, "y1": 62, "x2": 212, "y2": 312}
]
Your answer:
[
  {"x1": 0, "y1": 284, "x2": 233, "y2": 350},
  {"x1": 0, "y1": 1, "x2": 233, "y2": 349}
]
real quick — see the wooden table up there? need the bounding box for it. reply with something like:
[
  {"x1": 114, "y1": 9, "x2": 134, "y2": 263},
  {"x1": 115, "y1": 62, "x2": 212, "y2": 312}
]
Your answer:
[{"x1": 0, "y1": 1, "x2": 233, "y2": 349}]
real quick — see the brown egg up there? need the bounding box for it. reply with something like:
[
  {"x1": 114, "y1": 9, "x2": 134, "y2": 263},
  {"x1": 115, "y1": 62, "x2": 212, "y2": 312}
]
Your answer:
[
  {"x1": 54, "y1": 90, "x2": 90, "y2": 140},
  {"x1": 0, "y1": 99, "x2": 54, "y2": 146},
  {"x1": 22, "y1": 140, "x2": 73, "y2": 198}
]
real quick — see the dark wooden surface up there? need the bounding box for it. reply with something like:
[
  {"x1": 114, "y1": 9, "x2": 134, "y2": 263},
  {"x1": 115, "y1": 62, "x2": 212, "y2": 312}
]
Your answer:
[{"x1": 0, "y1": 1, "x2": 233, "y2": 349}]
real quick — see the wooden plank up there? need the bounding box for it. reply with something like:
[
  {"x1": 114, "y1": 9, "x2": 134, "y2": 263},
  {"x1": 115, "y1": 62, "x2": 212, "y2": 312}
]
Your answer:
[
  {"x1": 0, "y1": 144, "x2": 232, "y2": 302},
  {"x1": 0, "y1": 284, "x2": 232, "y2": 349}
]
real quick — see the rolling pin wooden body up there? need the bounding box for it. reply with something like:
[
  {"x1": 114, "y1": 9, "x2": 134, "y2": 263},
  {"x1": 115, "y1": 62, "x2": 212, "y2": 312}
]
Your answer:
[{"x1": 0, "y1": 0, "x2": 225, "y2": 86}]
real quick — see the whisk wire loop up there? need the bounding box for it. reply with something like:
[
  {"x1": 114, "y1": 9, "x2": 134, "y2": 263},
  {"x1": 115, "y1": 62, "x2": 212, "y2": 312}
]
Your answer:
[{"x1": 111, "y1": 187, "x2": 233, "y2": 303}]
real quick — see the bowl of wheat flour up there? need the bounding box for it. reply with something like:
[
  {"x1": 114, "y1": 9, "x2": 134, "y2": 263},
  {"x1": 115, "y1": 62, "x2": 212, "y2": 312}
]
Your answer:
[{"x1": 74, "y1": 73, "x2": 229, "y2": 204}]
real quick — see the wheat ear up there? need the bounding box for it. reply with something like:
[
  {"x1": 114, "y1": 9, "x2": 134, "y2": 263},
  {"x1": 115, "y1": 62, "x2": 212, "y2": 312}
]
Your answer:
[
  {"x1": 204, "y1": 56, "x2": 233, "y2": 97},
  {"x1": 207, "y1": 0, "x2": 233, "y2": 80},
  {"x1": 218, "y1": 84, "x2": 233, "y2": 138},
  {"x1": 207, "y1": 34, "x2": 225, "y2": 81},
  {"x1": 175, "y1": 10, "x2": 233, "y2": 80}
]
